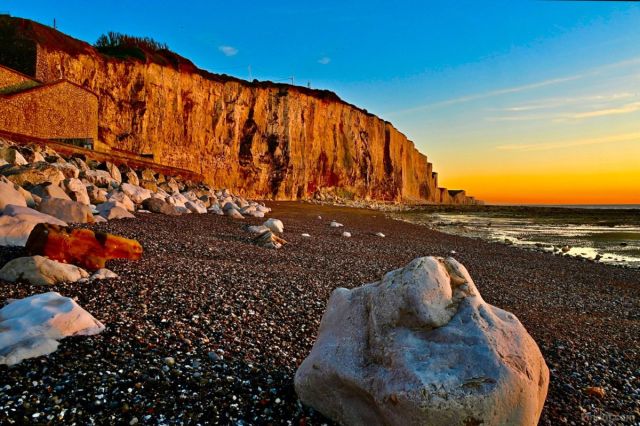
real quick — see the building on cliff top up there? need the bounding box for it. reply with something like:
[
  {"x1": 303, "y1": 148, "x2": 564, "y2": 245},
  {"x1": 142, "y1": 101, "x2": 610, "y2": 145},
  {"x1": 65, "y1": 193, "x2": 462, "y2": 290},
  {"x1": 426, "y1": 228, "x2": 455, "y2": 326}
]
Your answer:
[{"x1": 0, "y1": 63, "x2": 98, "y2": 148}]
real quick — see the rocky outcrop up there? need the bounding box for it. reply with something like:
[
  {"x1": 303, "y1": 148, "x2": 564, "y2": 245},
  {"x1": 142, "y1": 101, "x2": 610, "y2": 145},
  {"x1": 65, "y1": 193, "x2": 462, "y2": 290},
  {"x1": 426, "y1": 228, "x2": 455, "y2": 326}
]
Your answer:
[
  {"x1": 295, "y1": 256, "x2": 549, "y2": 425},
  {"x1": 0, "y1": 17, "x2": 479, "y2": 204}
]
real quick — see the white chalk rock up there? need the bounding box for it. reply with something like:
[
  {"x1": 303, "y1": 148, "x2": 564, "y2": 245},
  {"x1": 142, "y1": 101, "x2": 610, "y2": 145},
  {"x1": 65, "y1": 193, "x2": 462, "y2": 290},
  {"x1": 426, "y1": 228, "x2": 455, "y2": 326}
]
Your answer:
[
  {"x1": 301, "y1": 233, "x2": 311, "y2": 238},
  {"x1": 63, "y1": 178, "x2": 90, "y2": 205},
  {"x1": 185, "y1": 200, "x2": 207, "y2": 214},
  {"x1": 263, "y1": 218, "x2": 284, "y2": 234},
  {"x1": 90, "y1": 268, "x2": 118, "y2": 281},
  {"x1": 222, "y1": 201, "x2": 240, "y2": 212},
  {"x1": 0, "y1": 292, "x2": 105, "y2": 365},
  {"x1": 167, "y1": 192, "x2": 189, "y2": 207},
  {"x1": 87, "y1": 185, "x2": 108, "y2": 204},
  {"x1": 31, "y1": 183, "x2": 71, "y2": 201},
  {"x1": 375, "y1": 232, "x2": 386, "y2": 238},
  {"x1": 51, "y1": 162, "x2": 80, "y2": 179},
  {"x1": 246, "y1": 210, "x2": 265, "y2": 218},
  {"x1": 208, "y1": 204, "x2": 224, "y2": 215},
  {"x1": 342, "y1": 231, "x2": 352, "y2": 238},
  {"x1": 330, "y1": 220, "x2": 343, "y2": 228},
  {"x1": 0, "y1": 256, "x2": 89, "y2": 286},
  {"x1": 107, "y1": 191, "x2": 135, "y2": 212},
  {"x1": 82, "y1": 170, "x2": 117, "y2": 188},
  {"x1": 225, "y1": 208, "x2": 244, "y2": 219},
  {"x1": 96, "y1": 202, "x2": 135, "y2": 220},
  {"x1": 120, "y1": 183, "x2": 152, "y2": 204},
  {"x1": 38, "y1": 198, "x2": 94, "y2": 224},
  {"x1": 0, "y1": 177, "x2": 27, "y2": 211},
  {"x1": 295, "y1": 256, "x2": 549, "y2": 426},
  {"x1": 105, "y1": 162, "x2": 122, "y2": 183},
  {"x1": 0, "y1": 205, "x2": 67, "y2": 247}
]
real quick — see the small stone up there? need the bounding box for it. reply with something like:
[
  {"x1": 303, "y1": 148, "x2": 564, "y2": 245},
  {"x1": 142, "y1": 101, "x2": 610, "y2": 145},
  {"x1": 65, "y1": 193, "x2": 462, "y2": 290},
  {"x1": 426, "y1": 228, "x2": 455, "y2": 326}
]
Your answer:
[
  {"x1": 584, "y1": 386, "x2": 605, "y2": 398},
  {"x1": 342, "y1": 231, "x2": 352, "y2": 238}
]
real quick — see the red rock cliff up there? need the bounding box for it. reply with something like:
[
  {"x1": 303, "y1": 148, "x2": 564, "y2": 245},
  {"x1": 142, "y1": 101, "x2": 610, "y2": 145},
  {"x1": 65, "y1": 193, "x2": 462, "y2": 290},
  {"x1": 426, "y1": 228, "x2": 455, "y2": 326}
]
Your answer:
[{"x1": 0, "y1": 17, "x2": 476, "y2": 203}]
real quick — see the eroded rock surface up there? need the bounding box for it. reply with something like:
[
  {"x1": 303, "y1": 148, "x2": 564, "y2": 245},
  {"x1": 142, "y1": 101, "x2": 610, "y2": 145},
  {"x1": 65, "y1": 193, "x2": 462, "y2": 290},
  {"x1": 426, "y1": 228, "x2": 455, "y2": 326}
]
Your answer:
[{"x1": 295, "y1": 256, "x2": 549, "y2": 426}]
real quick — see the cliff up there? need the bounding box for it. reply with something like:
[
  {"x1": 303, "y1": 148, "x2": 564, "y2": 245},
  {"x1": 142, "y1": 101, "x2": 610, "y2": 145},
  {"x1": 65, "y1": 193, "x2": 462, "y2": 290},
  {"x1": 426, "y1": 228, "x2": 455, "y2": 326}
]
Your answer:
[{"x1": 0, "y1": 16, "x2": 477, "y2": 203}]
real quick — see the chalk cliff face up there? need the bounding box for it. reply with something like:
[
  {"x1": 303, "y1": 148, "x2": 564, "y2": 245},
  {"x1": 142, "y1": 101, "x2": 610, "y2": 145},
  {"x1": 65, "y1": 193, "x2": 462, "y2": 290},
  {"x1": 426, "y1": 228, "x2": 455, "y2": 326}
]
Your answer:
[{"x1": 1, "y1": 17, "x2": 474, "y2": 203}]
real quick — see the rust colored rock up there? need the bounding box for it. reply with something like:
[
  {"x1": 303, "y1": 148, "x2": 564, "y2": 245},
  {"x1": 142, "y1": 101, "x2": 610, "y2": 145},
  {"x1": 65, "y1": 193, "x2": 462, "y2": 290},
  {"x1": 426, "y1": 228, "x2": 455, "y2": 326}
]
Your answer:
[
  {"x1": 584, "y1": 386, "x2": 606, "y2": 398},
  {"x1": 25, "y1": 223, "x2": 142, "y2": 271}
]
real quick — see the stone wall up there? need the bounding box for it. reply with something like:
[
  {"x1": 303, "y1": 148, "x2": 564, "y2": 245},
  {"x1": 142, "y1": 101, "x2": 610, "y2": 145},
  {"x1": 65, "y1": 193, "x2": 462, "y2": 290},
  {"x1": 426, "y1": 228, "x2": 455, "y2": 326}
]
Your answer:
[
  {"x1": 0, "y1": 64, "x2": 34, "y2": 90},
  {"x1": 0, "y1": 80, "x2": 98, "y2": 141}
]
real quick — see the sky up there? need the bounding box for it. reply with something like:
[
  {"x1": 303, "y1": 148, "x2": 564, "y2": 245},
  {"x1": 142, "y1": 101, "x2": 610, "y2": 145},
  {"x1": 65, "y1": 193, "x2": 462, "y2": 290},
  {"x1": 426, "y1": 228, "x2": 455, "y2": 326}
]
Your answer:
[{"x1": 3, "y1": 0, "x2": 640, "y2": 204}]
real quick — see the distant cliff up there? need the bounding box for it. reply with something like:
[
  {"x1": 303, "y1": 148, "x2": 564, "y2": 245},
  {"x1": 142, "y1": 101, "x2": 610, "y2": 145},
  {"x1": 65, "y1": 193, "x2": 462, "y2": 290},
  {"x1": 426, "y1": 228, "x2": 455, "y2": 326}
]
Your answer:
[{"x1": 0, "y1": 16, "x2": 478, "y2": 204}]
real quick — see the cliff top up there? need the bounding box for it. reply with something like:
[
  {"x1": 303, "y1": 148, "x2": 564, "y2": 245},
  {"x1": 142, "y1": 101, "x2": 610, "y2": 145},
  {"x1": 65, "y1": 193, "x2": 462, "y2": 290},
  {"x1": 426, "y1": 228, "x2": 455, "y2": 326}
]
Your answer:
[{"x1": 0, "y1": 15, "x2": 380, "y2": 119}]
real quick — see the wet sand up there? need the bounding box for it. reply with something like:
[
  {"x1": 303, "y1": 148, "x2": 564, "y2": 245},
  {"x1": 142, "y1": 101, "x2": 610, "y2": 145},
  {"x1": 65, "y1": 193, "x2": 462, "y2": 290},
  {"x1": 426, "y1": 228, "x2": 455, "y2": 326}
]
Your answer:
[{"x1": 1, "y1": 201, "x2": 638, "y2": 425}]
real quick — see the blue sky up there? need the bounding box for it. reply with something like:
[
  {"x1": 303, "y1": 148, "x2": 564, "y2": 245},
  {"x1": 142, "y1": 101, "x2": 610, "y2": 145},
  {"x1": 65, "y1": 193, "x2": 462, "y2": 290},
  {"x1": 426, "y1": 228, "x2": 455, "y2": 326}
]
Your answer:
[{"x1": 4, "y1": 0, "x2": 640, "y2": 202}]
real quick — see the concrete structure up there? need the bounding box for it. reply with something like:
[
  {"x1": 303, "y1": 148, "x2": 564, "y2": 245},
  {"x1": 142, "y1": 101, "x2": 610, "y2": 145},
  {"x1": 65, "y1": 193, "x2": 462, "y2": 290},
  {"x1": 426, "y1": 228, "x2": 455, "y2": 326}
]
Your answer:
[{"x1": 0, "y1": 64, "x2": 98, "y2": 148}]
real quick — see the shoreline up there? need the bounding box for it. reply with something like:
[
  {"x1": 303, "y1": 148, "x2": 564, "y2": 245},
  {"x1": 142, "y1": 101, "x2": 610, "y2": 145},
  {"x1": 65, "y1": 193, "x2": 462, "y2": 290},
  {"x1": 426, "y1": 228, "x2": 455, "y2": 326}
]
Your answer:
[{"x1": 1, "y1": 201, "x2": 638, "y2": 424}]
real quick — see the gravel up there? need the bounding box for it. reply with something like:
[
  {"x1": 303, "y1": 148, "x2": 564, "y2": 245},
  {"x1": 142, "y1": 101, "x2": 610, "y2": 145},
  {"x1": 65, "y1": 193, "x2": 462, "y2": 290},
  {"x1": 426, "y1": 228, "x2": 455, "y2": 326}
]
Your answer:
[{"x1": 0, "y1": 201, "x2": 638, "y2": 425}]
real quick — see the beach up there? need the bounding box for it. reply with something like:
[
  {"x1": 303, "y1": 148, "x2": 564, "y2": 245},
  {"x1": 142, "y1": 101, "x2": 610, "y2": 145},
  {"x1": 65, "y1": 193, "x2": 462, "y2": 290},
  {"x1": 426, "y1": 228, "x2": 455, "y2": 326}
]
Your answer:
[{"x1": 0, "y1": 202, "x2": 638, "y2": 425}]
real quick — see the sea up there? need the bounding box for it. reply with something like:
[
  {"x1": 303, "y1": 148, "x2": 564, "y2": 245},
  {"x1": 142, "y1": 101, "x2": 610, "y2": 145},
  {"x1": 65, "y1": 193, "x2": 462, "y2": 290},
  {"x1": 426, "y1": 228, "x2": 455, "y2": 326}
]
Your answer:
[{"x1": 391, "y1": 204, "x2": 640, "y2": 269}]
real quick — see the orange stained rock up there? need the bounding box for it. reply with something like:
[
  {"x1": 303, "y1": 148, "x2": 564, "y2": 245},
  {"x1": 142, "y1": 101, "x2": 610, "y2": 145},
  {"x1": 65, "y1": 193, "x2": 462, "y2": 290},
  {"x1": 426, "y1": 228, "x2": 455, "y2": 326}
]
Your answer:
[
  {"x1": 584, "y1": 386, "x2": 606, "y2": 399},
  {"x1": 25, "y1": 223, "x2": 143, "y2": 271}
]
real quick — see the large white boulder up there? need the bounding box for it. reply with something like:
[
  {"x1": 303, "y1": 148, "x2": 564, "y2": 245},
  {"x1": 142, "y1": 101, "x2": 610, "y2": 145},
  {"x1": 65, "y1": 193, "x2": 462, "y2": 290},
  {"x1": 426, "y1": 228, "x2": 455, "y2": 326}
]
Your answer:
[
  {"x1": 51, "y1": 162, "x2": 80, "y2": 179},
  {"x1": 37, "y1": 198, "x2": 94, "y2": 224},
  {"x1": 31, "y1": 183, "x2": 71, "y2": 201},
  {"x1": 0, "y1": 205, "x2": 67, "y2": 246},
  {"x1": 295, "y1": 256, "x2": 549, "y2": 426},
  {"x1": 0, "y1": 292, "x2": 104, "y2": 365},
  {"x1": 208, "y1": 204, "x2": 224, "y2": 215},
  {"x1": 185, "y1": 200, "x2": 207, "y2": 214},
  {"x1": 0, "y1": 177, "x2": 27, "y2": 211},
  {"x1": 105, "y1": 162, "x2": 122, "y2": 183},
  {"x1": 86, "y1": 185, "x2": 108, "y2": 204},
  {"x1": 96, "y1": 202, "x2": 135, "y2": 220},
  {"x1": 63, "y1": 178, "x2": 90, "y2": 205},
  {"x1": 166, "y1": 192, "x2": 189, "y2": 207},
  {"x1": 224, "y1": 207, "x2": 244, "y2": 219},
  {"x1": 0, "y1": 256, "x2": 89, "y2": 286},
  {"x1": 107, "y1": 191, "x2": 135, "y2": 212},
  {"x1": 263, "y1": 218, "x2": 284, "y2": 234},
  {"x1": 82, "y1": 170, "x2": 117, "y2": 188},
  {"x1": 120, "y1": 183, "x2": 152, "y2": 204}
]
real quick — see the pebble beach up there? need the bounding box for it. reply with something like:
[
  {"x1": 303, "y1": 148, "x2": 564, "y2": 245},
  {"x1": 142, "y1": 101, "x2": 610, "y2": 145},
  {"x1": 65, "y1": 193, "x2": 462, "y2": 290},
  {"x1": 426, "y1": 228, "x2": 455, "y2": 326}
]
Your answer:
[{"x1": 0, "y1": 202, "x2": 638, "y2": 425}]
